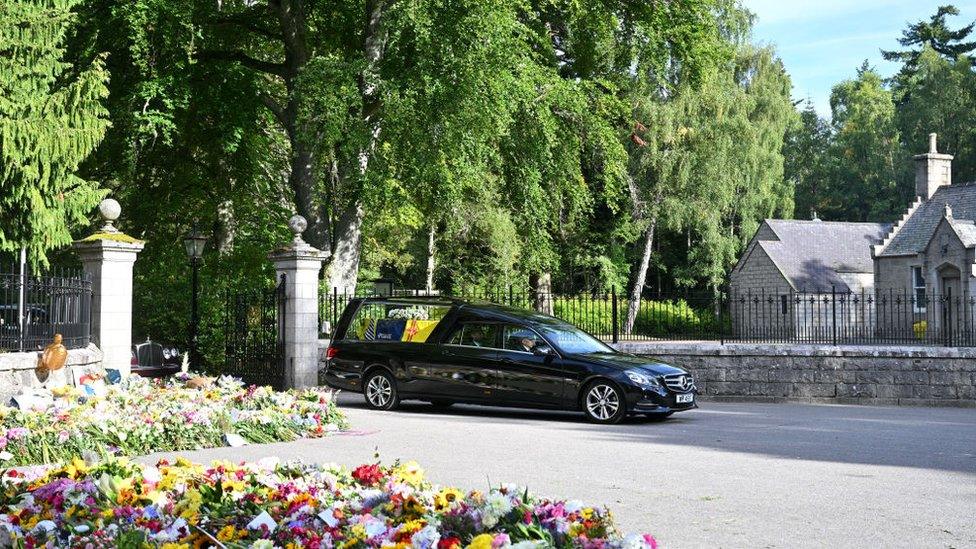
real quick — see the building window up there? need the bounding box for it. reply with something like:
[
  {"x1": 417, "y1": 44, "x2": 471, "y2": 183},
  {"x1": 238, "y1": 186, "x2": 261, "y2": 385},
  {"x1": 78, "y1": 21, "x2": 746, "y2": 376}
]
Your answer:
[{"x1": 912, "y1": 267, "x2": 926, "y2": 313}]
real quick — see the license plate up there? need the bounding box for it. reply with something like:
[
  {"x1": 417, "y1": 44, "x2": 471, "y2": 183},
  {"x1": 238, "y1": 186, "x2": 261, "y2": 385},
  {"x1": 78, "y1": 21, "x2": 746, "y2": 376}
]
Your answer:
[{"x1": 676, "y1": 393, "x2": 694, "y2": 404}]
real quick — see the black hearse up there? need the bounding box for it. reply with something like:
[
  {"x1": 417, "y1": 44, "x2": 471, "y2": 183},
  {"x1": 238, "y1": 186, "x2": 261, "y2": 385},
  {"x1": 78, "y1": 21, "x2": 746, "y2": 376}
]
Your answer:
[{"x1": 322, "y1": 297, "x2": 697, "y2": 423}]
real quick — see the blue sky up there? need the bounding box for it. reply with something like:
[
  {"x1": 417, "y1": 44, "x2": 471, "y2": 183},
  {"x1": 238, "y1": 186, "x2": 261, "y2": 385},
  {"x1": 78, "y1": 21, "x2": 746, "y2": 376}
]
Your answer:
[{"x1": 745, "y1": 0, "x2": 976, "y2": 117}]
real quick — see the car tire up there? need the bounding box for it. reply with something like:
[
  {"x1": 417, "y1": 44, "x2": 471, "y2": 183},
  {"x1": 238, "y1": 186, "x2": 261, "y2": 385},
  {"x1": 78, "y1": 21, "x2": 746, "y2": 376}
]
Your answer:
[
  {"x1": 363, "y1": 370, "x2": 400, "y2": 411},
  {"x1": 581, "y1": 380, "x2": 626, "y2": 424}
]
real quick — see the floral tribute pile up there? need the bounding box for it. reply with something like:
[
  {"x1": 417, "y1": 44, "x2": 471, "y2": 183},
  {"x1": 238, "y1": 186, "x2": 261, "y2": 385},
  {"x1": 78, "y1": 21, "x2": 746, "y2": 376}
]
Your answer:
[
  {"x1": 0, "y1": 457, "x2": 657, "y2": 548},
  {"x1": 0, "y1": 375, "x2": 346, "y2": 466}
]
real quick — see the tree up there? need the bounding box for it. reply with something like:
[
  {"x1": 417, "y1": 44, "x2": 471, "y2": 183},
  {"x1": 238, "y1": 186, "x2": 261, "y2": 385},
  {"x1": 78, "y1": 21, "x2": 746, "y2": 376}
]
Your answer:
[
  {"x1": 827, "y1": 64, "x2": 910, "y2": 222},
  {"x1": 0, "y1": 0, "x2": 110, "y2": 265},
  {"x1": 894, "y1": 46, "x2": 976, "y2": 179},
  {"x1": 623, "y1": 44, "x2": 796, "y2": 332},
  {"x1": 785, "y1": 101, "x2": 833, "y2": 220},
  {"x1": 882, "y1": 5, "x2": 976, "y2": 67}
]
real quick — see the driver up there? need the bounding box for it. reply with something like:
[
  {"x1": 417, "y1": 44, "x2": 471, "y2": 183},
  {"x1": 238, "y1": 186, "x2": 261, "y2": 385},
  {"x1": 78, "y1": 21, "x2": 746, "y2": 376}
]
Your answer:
[
  {"x1": 468, "y1": 328, "x2": 487, "y2": 347},
  {"x1": 518, "y1": 336, "x2": 536, "y2": 352}
]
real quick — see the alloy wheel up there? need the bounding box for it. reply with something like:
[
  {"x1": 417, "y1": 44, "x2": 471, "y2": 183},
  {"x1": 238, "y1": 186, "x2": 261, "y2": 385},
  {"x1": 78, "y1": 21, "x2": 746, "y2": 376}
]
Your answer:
[
  {"x1": 365, "y1": 374, "x2": 394, "y2": 408},
  {"x1": 585, "y1": 383, "x2": 621, "y2": 422}
]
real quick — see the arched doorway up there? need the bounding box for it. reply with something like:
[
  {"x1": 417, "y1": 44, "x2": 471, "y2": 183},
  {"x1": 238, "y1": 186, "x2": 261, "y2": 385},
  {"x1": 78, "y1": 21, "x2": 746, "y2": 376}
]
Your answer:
[{"x1": 937, "y1": 264, "x2": 962, "y2": 345}]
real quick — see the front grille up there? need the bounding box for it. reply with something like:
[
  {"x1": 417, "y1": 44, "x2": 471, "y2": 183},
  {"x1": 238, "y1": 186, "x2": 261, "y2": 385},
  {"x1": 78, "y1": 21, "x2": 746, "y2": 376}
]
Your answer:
[{"x1": 664, "y1": 373, "x2": 694, "y2": 392}]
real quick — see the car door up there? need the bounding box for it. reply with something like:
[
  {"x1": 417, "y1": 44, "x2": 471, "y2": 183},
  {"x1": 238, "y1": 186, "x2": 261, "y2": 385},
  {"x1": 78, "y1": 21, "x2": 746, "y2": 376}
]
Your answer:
[
  {"x1": 494, "y1": 324, "x2": 565, "y2": 406},
  {"x1": 420, "y1": 322, "x2": 501, "y2": 401}
]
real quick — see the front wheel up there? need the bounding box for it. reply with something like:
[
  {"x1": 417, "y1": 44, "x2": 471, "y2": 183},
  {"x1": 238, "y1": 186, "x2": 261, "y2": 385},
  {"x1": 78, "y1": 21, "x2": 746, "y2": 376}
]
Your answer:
[
  {"x1": 582, "y1": 381, "x2": 626, "y2": 424},
  {"x1": 363, "y1": 370, "x2": 399, "y2": 410}
]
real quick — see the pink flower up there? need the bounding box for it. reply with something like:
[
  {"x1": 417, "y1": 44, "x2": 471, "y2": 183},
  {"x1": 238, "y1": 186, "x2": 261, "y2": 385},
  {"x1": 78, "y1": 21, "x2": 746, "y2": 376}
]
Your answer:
[
  {"x1": 643, "y1": 534, "x2": 658, "y2": 549},
  {"x1": 57, "y1": 430, "x2": 70, "y2": 443},
  {"x1": 6, "y1": 427, "x2": 28, "y2": 440},
  {"x1": 492, "y1": 533, "x2": 511, "y2": 548}
]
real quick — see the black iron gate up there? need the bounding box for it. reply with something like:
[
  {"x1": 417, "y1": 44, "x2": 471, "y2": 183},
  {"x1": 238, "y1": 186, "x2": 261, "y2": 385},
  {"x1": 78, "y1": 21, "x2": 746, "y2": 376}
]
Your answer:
[{"x1": 222, "y1": 274, "x2": 286, "y2": 389}]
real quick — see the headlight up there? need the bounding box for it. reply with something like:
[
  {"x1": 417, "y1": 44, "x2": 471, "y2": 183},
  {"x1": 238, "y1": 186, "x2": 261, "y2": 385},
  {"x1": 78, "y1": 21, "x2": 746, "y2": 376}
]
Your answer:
[
  {"x1": 162, "y1": 348, "x2": 172, "y2": 360},
  {"x1": 626, "y1": 371, "x2": 660, "y2": 387}
]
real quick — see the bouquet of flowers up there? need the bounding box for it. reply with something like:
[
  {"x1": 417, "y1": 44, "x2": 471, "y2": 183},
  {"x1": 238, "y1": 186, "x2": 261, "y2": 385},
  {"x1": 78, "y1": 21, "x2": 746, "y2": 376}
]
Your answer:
[
  {"x1": 0, "y1": 375, "x2": 346, "y2": 466},
  {"x1": 0, "y1": 456, "x2": 658, "y2": 548},
  {"x1": 388, "y1": 307, "x2": 430, "y2": 320}
]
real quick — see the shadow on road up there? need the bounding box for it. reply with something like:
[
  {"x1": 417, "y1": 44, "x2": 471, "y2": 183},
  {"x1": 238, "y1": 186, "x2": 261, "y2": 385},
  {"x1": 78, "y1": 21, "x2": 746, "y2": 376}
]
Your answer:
[{"x1": 335, "y1": 392, "x2": 976, "y2": 474}]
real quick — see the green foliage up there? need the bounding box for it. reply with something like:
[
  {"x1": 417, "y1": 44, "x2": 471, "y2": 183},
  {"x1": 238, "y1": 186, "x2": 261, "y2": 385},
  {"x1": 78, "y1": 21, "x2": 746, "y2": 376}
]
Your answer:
[
  {"x1": 882, "y1": 5, "x2": 976, "y2": 69},
  {"x1": 894, "y1": 45, "x2": 976, "y2": 181},
  {"x1": 828, "y1": 64, "x2": 910, "y2": 221},
  {"x1": 785, "y1": 101, "x2": 833, "y2": 221},
  {"x1": 0, "y1": 0, "x2": 110, "y2": 266},
  {"x1": 550, "y1": 296, "x2": 719, "y2": 337},
  {"x1": 629, "y1": 42, "x2": 797, "y2": 289},
  {"x1": 632, "y1": 299, "x2": 712, "y2": 337}
]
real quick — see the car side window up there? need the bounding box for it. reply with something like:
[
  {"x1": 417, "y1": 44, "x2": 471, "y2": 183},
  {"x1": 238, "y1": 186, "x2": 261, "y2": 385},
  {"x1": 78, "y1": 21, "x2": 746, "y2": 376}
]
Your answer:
[
  {"x1": 345, "y1": 302, "x2": 450, "y2": 343},
  {"x1": 502, "y1": 325, "x2": 546, "y2": 353},
  {"x1": 446, "y1": 323, "x2": 500, "y2": 349}
]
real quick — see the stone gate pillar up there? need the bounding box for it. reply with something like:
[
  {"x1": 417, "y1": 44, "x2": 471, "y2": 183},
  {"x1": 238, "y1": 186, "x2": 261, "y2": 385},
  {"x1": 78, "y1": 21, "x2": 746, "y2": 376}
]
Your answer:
[
  {"x1": 269, "y1": 215, "x2": 328, "y2": 388},
  {"x1": 72, "y1": 199, "x2": 144, "y2": 377}
]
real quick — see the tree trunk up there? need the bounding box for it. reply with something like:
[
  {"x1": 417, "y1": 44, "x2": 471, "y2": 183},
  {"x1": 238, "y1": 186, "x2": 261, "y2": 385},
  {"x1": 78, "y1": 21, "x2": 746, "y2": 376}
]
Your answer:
[
  {"x1": 530, "y1": 272, "x2": 554, "y2": 315},
  {"x1": 625, "y1": 218, "x2": 656, "y2": 335},
  {"x1": 288, "y1": 142, "x2": 330, "y2": 250},
  {"x1": 425, "y1": 223, "x2": 436, "y2": 293},
  {"x1": 322, "y1": 0, "x2": 388, "y2": 293},
  {"x1": 327, "y1": 201, "x2": 364, "y2": 293},
  {"x1": 215, "y1": 199, "x2": 235, "y2": 255}
]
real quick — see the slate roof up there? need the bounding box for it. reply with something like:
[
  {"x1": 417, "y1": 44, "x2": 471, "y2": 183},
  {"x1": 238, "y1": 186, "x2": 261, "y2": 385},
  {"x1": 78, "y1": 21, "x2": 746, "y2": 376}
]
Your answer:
[
  {"x1": 753, "y1": 220, "x2": 891, "y2": 291},
  {"x1": 879, "y1": 183, "x2": 976, "y2": 256},
  {"x1": 948, "y1": 218, "x2": 976, "y2": 248}
]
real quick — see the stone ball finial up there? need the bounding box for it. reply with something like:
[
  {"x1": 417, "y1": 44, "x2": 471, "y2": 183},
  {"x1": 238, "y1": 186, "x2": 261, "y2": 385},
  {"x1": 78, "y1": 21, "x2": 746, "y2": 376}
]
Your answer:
[
  {"x1": 98, "y1": 198, "x2": 121, "y2": 233},
  {"x1": 288, "y1": 214, "x2": 308, "y2": 244}
]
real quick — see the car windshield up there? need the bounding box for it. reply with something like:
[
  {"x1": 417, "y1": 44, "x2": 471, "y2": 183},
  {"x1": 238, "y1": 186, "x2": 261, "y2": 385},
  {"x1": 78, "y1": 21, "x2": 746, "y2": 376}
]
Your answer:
[{"x1": 538, "y1": 324, "x2": 613, "y2": 354}]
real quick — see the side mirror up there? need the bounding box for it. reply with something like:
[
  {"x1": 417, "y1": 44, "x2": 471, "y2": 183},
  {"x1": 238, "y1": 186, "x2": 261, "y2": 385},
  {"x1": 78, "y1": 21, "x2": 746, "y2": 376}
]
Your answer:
[{"x1": 532, "y1": 344, "x2": 555, "y2": 357}]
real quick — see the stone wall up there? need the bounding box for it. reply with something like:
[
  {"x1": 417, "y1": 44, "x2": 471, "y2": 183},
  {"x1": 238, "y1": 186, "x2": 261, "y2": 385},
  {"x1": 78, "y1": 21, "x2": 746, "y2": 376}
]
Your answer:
[
  {"x1": 0, "y1": 345, "x2": 103, "y2": 404},
  {"x1": 614, "y1": 341, "x2": 976, "y2": 408}
]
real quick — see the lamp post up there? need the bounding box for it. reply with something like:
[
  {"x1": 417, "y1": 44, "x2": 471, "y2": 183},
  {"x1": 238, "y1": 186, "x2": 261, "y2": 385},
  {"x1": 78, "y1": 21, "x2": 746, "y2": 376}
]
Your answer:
[{"x1": 183, "y1": 225, "x2": 208, "y2": 368}]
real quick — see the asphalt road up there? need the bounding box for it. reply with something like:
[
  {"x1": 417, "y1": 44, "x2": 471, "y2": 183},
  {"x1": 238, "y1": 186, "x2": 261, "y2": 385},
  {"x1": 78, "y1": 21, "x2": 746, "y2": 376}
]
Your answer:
[{"x1": 144, "y1": 395, "x2": 976, "y2": 548}]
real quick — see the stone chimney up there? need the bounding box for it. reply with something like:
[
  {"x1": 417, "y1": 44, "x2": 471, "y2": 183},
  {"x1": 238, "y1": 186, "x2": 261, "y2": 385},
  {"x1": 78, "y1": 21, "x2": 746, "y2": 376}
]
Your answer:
[{"x1": 914, "y1": 133, "x2": 952, "y2": 199}]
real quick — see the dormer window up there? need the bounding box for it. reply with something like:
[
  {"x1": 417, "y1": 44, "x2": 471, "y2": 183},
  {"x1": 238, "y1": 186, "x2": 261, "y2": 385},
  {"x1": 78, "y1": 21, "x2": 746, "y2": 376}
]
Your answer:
[{"x1": 912, "y1": 266, "x2": 926, "y2": 313}]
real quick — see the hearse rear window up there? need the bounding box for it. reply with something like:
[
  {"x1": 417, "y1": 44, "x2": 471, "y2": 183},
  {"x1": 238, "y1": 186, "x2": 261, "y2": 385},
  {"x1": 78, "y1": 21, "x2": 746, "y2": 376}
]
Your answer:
[{"x1": 346, "y1": 303, "x2": 450, "y2": 343}]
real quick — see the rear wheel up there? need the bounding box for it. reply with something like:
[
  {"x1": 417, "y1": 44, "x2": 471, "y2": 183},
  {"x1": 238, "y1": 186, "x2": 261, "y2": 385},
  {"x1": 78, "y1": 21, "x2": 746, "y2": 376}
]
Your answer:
[
  {"x1": 363, "y1": 370, "x2": 399, "y2": 410},
  {"x1": 582, "y1": 381, "x2": 626, "y2": 424}
]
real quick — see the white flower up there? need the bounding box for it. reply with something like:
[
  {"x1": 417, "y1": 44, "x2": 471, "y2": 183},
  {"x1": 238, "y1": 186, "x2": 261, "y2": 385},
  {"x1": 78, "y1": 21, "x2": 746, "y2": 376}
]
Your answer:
[
  {"x1": 564, "y1": 500, "x2": 585, "y2": 514},
  {"x1": 250, "y1": 541, "x2": 275, "y2": 549},
  {"x1": 617, "y1": 533, "x2": 653, "y2": 549},
  {"x1": 411, "y1": 525, "x2": 441, "y2": 549},
  {"x1": 511, "y1": 542, "x2": 547, "y2": 549},
  {"x1": 486, "y1": 491, "x2": 513, "y2": 515}
]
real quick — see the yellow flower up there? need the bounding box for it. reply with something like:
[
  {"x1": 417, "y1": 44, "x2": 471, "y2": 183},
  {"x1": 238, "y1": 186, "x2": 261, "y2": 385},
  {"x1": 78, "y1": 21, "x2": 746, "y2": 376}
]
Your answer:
[
  {"x1": 23, "y1": 515, "x2": 39, "y2": 531},
  {"x1": 394, "y1": 461, "x2": 425, "y2": 486},
  {"x1": 467, "y1": 534, "x2": 494, "y2": 549},
  {"x1": 64, "y1": 458, "x2": 89, "y2": 479},
  {"x1": 160, "y1": 544, "x2": 190, "y2": 549},
  {"x1": 216, "y1": 525, "x2": 238, "y2": 542},
  {"x1": 581, "y1": 507, "x2": 594, "y2": 520},
  {"x1": 400, "y1": 519, "x2": 425, "y2": 535},
  {"x1": 434, "y1": 488, "x2": 465, "y2": 511}
]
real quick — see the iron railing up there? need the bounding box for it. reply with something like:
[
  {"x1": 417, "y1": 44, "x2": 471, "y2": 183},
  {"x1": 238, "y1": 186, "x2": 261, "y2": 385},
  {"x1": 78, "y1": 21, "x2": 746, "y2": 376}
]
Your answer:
[
  {"x1": 319, "y1": 286, "x2": 976, "y2": 347},
  {"x1": 0, "y1": 266, "x2": 92, "y2": 351}
]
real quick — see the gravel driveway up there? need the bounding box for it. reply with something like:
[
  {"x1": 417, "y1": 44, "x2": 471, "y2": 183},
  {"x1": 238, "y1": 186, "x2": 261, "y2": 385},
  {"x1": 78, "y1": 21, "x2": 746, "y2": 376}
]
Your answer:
[{"x1": 144, "y1": 395, "x2": 976, "y2": 548}]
